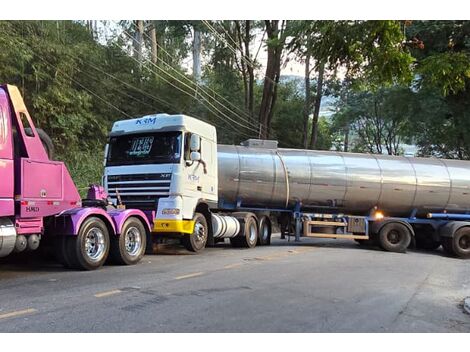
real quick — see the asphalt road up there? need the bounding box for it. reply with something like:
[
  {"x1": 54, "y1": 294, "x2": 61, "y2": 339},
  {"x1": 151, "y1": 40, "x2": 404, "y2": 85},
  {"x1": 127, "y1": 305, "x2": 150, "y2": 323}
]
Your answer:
[{"x1": 0, "y1": 234, "x2": 469, "y2": 332}]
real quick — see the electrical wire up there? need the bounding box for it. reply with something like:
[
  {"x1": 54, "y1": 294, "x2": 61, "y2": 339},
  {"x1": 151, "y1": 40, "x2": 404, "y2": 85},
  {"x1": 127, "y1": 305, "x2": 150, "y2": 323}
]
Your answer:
[
  {"x1": 121, "y1": 28, "x2": 259, "y2": 137},
  {"x1": 127, "y1": 21, "x2": 260, "y2": 131}
]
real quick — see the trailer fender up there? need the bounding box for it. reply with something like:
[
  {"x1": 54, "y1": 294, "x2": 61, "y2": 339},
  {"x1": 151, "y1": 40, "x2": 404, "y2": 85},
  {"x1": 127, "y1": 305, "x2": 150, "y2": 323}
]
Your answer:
[
  {"x1": 438, "y1": 221, "x2": 470, "y2": 238},
  {"x1": 55, "y1": 207, "x2": 117, "y2": 236},
  {"x1": 107, "y1": 209, "x2": 152, "y2": 235},
  {"x1": 369, "y1": 219, "x2": 415, "y2": 238}
]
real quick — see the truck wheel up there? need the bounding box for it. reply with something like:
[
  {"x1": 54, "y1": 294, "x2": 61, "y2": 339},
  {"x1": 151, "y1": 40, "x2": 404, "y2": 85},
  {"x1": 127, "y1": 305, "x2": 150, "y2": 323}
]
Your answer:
[
  {"x1": 182, "y1": 213, "x2": 208, "y2": 253},
  {"x1": 109, "y1": 217, "x2": 147, "y2": 265},
  {"x1": 257, "y1": 216, "x2": 271, "y2": 246},
  {"x1": 442, "y1": 228, "x2": 470, "y2": 259},
  {"x1": 54, "y1": 236, "x2": 72, "y2": 268},
  {"x1": 67, "y1": 217, "x2": 110, "y2": 270},
  {"x1": 378, "y1": 223, "x2": 411, "y2": 253},
  {"x1": 231, "y1": 214, "x2": 258, "y2": 248}
]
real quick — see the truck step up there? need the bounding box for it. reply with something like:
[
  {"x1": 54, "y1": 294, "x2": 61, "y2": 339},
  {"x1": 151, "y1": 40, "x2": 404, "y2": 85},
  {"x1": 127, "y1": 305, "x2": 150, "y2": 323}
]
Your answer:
[
  {"x1": 305, "y1": 221, "x2": 347, "y2": 227},
  {"x1": 303, "y1": 233, "x2": 369, "y2": 240}
]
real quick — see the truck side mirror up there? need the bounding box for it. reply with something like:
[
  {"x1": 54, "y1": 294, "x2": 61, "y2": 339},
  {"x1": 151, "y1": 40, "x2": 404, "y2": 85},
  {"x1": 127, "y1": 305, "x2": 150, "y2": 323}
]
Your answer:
[
  {"x1": 190, "y1": 151, "x2": 201, "y2": 161},
  {"x1": 190, "y1": 134, "x2": 201, "y2": 151}
]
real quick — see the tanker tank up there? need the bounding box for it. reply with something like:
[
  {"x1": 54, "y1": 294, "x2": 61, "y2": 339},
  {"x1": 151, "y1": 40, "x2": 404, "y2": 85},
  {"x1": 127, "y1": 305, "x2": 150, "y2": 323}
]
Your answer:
[{"x1": 217, "y1": 141, "x2": 470, "y2": 216}]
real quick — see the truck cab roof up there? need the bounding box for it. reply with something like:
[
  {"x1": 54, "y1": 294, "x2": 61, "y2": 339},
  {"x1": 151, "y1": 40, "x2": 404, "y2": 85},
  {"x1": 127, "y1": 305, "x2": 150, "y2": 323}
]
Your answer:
[{"x1": 110, "y1": 113, "x2": 217, "y2": 141}]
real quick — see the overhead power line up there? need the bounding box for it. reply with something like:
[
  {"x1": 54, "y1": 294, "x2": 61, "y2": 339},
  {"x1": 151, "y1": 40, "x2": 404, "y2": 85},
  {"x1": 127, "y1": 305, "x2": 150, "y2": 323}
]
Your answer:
[
  {"x1": 121, "y1": 28, "x2": 259, "y2": 137},
  {"x1": 127, "y1": 21, "x2": 260, "y2": 131}
]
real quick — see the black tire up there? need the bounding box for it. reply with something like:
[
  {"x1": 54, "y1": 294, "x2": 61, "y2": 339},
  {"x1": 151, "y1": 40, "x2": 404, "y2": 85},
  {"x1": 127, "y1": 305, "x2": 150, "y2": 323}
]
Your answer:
[
  {"x1": 415, "y1": 236, "x2": 441, "y2": 251},
  {"x1": 257, "y1": 216, "x2": 271, "y2": 246},
  {"x1": 442, "y1": 227, "x2": 470, "y2": 259},
  {"x1": 54, "y1": 236, "x2": 72, "y2": 268},
  {"x1": 67, "y1": 217, "x2": 110, "y2": 270},
  {"x1": 109, "y1": 217, "x2": 147, "y2": 265},
  {"x1": 182, "y1": 213, "x2": 208, "y2": 253},
  {"x1": 230, "y1": 214, "x2": 258, "y2": 248},
  {"x1": 378, "y1": 222, "x2": 412, "y2": 253}
]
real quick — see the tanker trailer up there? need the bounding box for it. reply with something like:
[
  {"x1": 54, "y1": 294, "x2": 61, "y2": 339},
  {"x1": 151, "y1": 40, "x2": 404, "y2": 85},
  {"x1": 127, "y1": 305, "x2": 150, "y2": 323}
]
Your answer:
[{"x1": 104, "y1": 114, "x2": 470, "y2": 258}]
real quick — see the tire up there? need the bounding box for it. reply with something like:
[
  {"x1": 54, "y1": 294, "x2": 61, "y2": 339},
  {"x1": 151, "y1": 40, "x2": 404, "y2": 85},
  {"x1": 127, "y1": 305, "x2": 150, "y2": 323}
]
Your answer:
[
  {"x1": 378, "y1": 222, "x2": 411, "y2": 253},
  {"x1": 109, "y1": 217, "x2": 147, "y2": 265},
  {"x1": 230, "y1": 214, "x2": 258, "y2": 248},
  {"x1": 182, "y1": 213, "x2": 208, "y2": 253},
  {"x1": 67, "y1": 217, "x2": 110, "y2": 270},
  {"x1": 442, "y1": 227, "x2": 470, "y2": 259},
  {"x1": 54, "y1": 236, "x2": 72, "y2": 268},
  {"x1": 257, "y1": 216, "x2": 271, "y2": 246}
]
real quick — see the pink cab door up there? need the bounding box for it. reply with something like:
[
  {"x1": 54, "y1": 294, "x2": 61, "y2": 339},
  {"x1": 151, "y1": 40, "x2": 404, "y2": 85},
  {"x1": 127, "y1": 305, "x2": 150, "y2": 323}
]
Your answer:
[{"x1": 0, "y1": 87, "x2": 14, "y2": 216}]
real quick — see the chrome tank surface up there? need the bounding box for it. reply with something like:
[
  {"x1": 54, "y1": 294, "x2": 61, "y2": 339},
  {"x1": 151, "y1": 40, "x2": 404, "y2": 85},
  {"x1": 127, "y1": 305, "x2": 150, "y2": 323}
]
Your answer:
[{"x1": 217, "y1": 145, "x2": 470, "y2": 216}]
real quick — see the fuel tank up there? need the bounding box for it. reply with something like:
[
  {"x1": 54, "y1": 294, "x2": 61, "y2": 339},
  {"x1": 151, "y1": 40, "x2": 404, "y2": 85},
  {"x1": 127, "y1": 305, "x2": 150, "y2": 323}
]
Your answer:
[{"x1": 217, "y1": 142, "x2": 470, "y2": 216}]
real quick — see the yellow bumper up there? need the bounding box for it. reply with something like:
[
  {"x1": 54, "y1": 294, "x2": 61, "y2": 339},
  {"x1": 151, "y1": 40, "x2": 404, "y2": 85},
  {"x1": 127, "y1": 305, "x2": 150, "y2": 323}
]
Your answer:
[{"x1": 153, "y1": 219, "x2": 195, "y2": 234}]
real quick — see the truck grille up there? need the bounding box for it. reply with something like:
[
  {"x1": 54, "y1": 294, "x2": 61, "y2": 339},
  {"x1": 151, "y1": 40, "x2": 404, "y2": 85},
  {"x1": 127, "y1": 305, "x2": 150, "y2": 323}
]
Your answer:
[{"x1": 106, "y1": 173, "x2": 171, "y2": 209}]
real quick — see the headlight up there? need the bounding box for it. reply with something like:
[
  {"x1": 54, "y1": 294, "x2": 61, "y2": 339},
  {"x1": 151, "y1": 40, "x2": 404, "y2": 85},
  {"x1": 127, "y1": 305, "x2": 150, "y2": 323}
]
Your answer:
[{"x1": 162, "y1": 208, "x2": 181, "y2": 215}]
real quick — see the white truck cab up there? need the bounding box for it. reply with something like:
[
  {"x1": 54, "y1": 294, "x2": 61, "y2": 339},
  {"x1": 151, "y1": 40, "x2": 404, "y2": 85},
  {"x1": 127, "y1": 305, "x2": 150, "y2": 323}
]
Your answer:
[{"x1": 104, "y1": 114, "x2": 218, "y2": 246}]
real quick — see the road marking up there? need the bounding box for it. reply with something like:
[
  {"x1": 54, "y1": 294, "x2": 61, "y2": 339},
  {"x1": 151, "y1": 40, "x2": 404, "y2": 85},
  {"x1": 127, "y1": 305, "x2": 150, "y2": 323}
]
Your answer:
[
  {"x1": 174, "y1": 272, "x2": 204, "y2": 280},
  {"x1": 0, "y1": 308, "x2": 37, "y2": 320},
  {"x1": 223, "y1": 263, "x2": 243, "y2": 269},
  {"x1": 94, "y1": 289, "x2": 122, "y2": 298}
]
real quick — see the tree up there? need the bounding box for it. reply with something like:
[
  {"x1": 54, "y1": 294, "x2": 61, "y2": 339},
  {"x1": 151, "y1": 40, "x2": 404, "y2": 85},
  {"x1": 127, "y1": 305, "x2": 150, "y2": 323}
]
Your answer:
[
  {"x1": 288, "y1": 20, "x2": 414, "y2": 149},
  {"x1": 332, "y1": 87, "x2": 416, "y2": 155},
  {"x1": 258, "y1": 20, "x2": 287, "y2": 139},
  {"x1": 405, "y1": 20, "x2": 470, "y2": 159}
]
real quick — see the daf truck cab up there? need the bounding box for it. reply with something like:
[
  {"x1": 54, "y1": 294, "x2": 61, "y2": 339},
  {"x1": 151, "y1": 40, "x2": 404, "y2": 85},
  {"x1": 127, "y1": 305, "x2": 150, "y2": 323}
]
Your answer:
[{"x1": 104, "y1": 114, "x2": 224, "y2": 252}]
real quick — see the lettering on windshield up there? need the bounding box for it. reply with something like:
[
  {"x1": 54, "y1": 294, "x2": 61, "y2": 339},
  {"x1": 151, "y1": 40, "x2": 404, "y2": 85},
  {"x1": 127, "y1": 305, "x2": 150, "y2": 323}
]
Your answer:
[{"x1": 128, "y1": 136, "x2": 154, "y2": 157}]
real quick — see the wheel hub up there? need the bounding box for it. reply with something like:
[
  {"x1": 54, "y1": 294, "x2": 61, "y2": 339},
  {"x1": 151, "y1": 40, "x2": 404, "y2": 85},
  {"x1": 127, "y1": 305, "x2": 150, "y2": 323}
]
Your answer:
[
  {"x1": 387, "y1": 230, "x2": 401, "y2": 244},
  {"x1": 84, "y1": 227, "x2": 106, "y2": 262},
  {"x1": 193, "y1": 222, "x2": 206, "y2": 245},
  {"x1": 124, "y1": 226, "x2": 142, "y2": 256}
]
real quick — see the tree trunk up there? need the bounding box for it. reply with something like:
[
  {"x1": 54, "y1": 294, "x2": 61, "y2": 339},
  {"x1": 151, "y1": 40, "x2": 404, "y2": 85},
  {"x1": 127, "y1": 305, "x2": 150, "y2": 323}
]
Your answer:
[
  {"x1": 245, "y1": 21, "x2": 255, "y2": 120},
  {"x1": 134, "y1": 20, "x2": 144, "y2": 67},
  {"x1": 344, "y1": 124, "x2": 350, "y2": 152},
  {"x1": 192, "y1": 28, "x2": 202, "y2": 82},
  {"x1": 303, "y1": 53, "x2": 312, "y2": 148},
  {"x1": 258, "y1": 20, "x2": 285, "y2": 139},
  {"x1": 149, "y1": 24, "x2": 158, "y2": 65},
  {"x1": 309, "y1": 61, "x2": 325, "y2": 149}
]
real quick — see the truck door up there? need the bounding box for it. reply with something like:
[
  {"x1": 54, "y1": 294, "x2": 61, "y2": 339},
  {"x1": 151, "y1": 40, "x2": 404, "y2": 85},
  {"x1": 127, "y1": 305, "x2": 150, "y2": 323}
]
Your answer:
[{"x1": 0, "y1": 88, "x2": 14, "y2": 216}]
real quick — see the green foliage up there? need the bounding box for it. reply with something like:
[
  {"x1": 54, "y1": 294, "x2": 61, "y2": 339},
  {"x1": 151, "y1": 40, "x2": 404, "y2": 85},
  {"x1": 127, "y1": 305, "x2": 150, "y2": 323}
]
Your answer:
[
  {"x1": 271, "y1": 81, "x2": 332, "y2": 149},
  {"x1": 287, "y1": 20, "x2": 414, "y2": 87},
  {"x1": 331, "y1": 86, "x2": 416, "y2": 155}
]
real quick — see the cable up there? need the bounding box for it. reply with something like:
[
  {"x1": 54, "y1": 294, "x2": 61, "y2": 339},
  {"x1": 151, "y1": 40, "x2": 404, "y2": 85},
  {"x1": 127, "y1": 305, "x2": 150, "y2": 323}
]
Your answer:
[
  {"x1": 121, "y1": 28, "x2": 259, "y2": 137},
  {"x1": 127, "y1": 21, "x2": 260, "y2": 131}
]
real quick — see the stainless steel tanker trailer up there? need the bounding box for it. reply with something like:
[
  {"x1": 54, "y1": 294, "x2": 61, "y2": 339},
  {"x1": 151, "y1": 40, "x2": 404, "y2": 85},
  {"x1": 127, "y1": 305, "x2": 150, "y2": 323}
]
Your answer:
[{"x1": 104, "y1": 114, "x2": 470, "y2": 258}]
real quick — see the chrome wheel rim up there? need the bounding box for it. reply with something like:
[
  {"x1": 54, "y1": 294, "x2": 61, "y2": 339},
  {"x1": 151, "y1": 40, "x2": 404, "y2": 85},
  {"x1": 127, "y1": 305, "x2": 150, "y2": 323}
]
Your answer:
[
  {"x1": 193, "y1": 221, "x2": 207, "y2": 247},
  {"x1": 124, "y1": 226, "x2": 142, "y2": 256},
  {"x1": 262, "y1": 223, "x2": 269, "y2": 241},
  {"x1": 249, "y1": 223, "x2": 257, "y2": 243},
  {"x1": 85, "y1": 227, "x2": 106, "y2": 262}
]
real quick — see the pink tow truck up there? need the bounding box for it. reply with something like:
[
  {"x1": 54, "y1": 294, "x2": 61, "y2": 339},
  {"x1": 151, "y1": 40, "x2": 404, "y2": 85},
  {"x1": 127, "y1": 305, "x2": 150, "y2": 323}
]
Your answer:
[{"x1": 0, "y1": 84, "x2": 151, "y2": 270}]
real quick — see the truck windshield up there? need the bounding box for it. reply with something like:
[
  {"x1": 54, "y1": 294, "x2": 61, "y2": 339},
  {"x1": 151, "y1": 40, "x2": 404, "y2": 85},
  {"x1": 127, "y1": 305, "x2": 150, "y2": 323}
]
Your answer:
[{"x1": 106, "y1": 132, "x2": 182, "y2": 166}]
